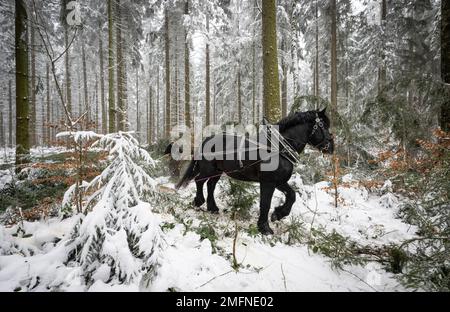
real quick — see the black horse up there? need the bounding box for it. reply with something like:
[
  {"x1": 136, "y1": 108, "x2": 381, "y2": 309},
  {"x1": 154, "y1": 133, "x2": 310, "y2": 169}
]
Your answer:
[{"x1": 173, "y1": 109, "x2": 334, "y2": 235}]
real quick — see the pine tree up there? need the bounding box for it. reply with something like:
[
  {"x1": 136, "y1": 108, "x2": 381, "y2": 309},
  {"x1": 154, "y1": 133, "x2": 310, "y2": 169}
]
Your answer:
[
  {"x1": 262, "y1": 0, "x2": 281, "y2": 123},
  {"x1": 108, "y1": 0, "x2": 115, "y2": 133},
  {"x1": 184, "y1": 0, "x2": 191, "y2": 129},
  {"x1": 164, "y1": 9, "x2": 171, "y2": 138},
  {"x1": 15, "y1": 0, "x2": 30, "y2": 167},
  {"x1": 330, "y1": 0, "x2": 338, "y2": 124},
  {"x1": 441, "y1": 0, "x2": 450, "y2": 131}
]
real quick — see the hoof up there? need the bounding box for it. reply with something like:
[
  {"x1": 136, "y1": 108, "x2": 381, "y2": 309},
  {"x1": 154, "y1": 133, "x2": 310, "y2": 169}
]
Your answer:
[
  {"x1": 271, "y1": 207, "x2": 287, "y2": 222},
  {"x1": 208, "y1": 208, "x2": 219, "y2": 215},
  {"x1": 193, "y1": 197, "x2": 205, "y2": 207},
  {"x1": 258, "y1": 222, "x2": 274, "y2": 235}
]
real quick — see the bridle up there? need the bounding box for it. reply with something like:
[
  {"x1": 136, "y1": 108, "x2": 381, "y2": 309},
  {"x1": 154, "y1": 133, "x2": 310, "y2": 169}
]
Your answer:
[
  {"x1": 308, "y1": 113, "x2": 332, "y2": 152},
  {"x1": 282, "y1": 113, "x2": 333, "y2": 154}
]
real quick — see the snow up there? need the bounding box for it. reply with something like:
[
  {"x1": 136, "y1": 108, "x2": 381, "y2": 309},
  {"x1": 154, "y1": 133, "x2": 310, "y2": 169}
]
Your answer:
[{"x1": 0, "y1": 166, "x2": 417, "y2": 291}]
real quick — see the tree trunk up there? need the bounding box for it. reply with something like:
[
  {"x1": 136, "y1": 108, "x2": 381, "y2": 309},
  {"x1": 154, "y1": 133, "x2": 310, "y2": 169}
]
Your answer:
[
  {"x1": 165, "y1": 9, "x2": 171, "y2": 138},
  {"x1": 0, "y1": 112, "x2": 4, "y2": 149},
  {"x1": 116, "y1": 0, "x2": 126, "y2": 131},
  {"x1": 252, "y1": 0, "x2": 257, "y2": 124},
  {"x1": 8, "y1": 80, "x2": 13, "y2": 148},
  {"x1": 262, "y1": 0, "x2": 281, "y2": 123},
  {"x1": 82, "y1": 41, "x2": 89, "y2": 123},
  {"x1": 378, "y1": 0, "x2": 387, "y2": 98},
  {"x1": 136, "y1": 68, "x2": 140, "y2": 141},
  {"x1": 30, "y1": 23, "x2": 36, "y2": 146},
  {"x1": 108, "y1": 0, "x2": 115, "y2": 133},
  {"x1": 281, "y1": 40, "x2": 288, "y2": 118},
  {"x1": 441, "y1": 0, "x2": 450, "y2": 131},
  {"x1": 99, "y1": 26, "x2": 106, "y2": 134},
  {"x1": 148, "y1": 85, "x2": 152, "y2": 144},
  {"x1": 184, "y1": 0, "x2": 191, "y2": 129},
  {"x1": 15, "y1": 0, "x2": 30, "y2": 167},
  {"x1": 205, "y1": 14, "x2": 211, "y2": 127},
  {"x1": 156, "y1": 66, "x2": 160, "y2": 140},
  {"x1": 330, "y1": 0, "x2": 338, "y2": 124},
  {"x1": 237, "y1": 67, "x2": 242, "y2": 124},
  {"x1": 63, "y1": 0, "x2": 72, "y2": 115},
  {"x1": 315, "y1": 0, "x2": 319, "y2": 101},
  {"x1": 46, "y1": 64, "x2": 51, "y2": 145}
]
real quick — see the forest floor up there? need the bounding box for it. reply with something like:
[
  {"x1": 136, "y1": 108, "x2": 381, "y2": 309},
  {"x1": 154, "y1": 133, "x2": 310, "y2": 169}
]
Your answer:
[{"x1": 0, "y1": 148, "x2": 418, "y2": 292}]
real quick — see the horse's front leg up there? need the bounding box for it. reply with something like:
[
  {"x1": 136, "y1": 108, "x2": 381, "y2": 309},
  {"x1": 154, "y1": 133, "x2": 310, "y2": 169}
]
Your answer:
[
  {"x1": 258, "y1": 182, "x2": 276, "y2": 235},
  {"x1": 193, "y1": 178, "x2": 206, "y2": 207},
  {"x1": 206, "y1": 176, "x2": 221, "y2": 214},
  {"x1": 271, "y1": 183, "x2": 296, "y2": 222}
]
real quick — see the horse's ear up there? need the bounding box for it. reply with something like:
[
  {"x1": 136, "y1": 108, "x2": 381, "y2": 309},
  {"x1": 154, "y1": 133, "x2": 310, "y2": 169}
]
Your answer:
[{"x1": 319, "y1": 107, "x2": 327, "y2": 115}]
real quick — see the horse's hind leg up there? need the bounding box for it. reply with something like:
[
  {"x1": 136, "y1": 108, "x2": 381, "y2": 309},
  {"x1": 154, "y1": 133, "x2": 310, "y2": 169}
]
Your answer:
[
  {"x1": 271, "y1": 183, "x2": 296, "y2": 222},
  {"x1": 258, "y1": 182, "x2": 276, "y2": 235},
  {"x1": 206, "y1": 175, "x2": 221, "y2": 214},
  {"x1": 193, "y1": 177, "x2": 206, "y2": 207}
]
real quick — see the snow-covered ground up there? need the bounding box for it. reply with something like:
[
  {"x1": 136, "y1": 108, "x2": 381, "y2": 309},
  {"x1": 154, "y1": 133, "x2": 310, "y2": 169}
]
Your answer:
[{"x1": 0, "y1": 172, "x2": 417, "y2": 292}]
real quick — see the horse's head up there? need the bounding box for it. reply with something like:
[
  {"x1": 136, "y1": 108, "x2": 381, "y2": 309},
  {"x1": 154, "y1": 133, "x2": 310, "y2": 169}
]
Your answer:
[{"x1": 308, "y1": 108, "x2": 334, "y2": 154}]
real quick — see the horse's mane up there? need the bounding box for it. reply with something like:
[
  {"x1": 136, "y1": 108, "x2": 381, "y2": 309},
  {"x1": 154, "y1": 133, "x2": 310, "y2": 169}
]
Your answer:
[{"x1": 276, "y1": 111, "x2": 319, "y2": 132}]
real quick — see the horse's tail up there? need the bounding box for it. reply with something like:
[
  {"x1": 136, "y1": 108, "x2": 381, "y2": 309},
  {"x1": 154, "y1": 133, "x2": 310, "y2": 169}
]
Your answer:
[{"x1": 176, "y1": 159, "x2": 199, "y2": 189}]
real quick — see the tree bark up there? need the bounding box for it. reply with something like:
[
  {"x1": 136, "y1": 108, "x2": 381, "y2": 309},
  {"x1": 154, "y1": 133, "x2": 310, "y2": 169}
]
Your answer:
[
  {"x1": 136, "y1": 68, "x2": 140, "y2": 141},
  {"x1": 237, "y1": 67, "x2": 242, "y2": 124},
  {"x1": 441, "y1": 0, "x2": 450, "y2": 131},
  {"x1": 46, "y1": 64, "x2": 51, "y2": 145},
  {"x1": 330, "y1": 0, "x2": 338, "y2": 124},
  {"x1": 108, "y1": 0, "x2": 115, "y2": 133},
  {"x1": 165, "y1": 9, "x2": 171, "y2": 138},
  {"x1": 62, "y1": 0, "x2": 72, "y2": 115},
  {"x1": 15, "y1": 0, "x2": 30, "y2": 166},
  {"x1": 314, "y1": 0, "x2": 319, "y2": 101},
  {"x1": 99, "y1": 25, "x2": 106, "y2": 134},
  {"x1": 262, "y1": 0, "x2": 281, "y2": 123},
  {"x1": 378, "y1": 0, "x2": 387, "y2": 98},
  {"x1": 8, "y1": 80, "x2": 13, "y2": 148},
  {"x1": 184, "y1": 0, "x2": 191, "y2": 129},
  {"x1": 281, "y1": 40, "x2": 288, "y2": 118},
  {"x1": 30, "y1": 22, "x2": 36, "y2": 146},
  {"x1": 82, "y1": 41, "x2": 89, "y2": 123},
  {"x1": 116, "y1": 0, "x2": 127, "y2": 131},
  {"x1": 205, "y1": 14, "x2": 211, "y2": 127}
]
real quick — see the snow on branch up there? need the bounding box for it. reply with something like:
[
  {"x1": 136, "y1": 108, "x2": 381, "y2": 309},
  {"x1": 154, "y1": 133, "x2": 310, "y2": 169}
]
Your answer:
[{"x1": 61, "y1": 131, "x2": 162, "y2": 287}]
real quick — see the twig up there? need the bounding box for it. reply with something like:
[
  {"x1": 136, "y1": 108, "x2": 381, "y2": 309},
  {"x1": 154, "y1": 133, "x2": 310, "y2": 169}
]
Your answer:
[
  {"x1": 281, "y1": 264, "x2": 287, "y2": 291},
  {"x1": 196, "y1": 270, "x2": 233, "y2": 289},
  {"x1": 341, "y1": 268, "x2": 378, "y2": 292}
]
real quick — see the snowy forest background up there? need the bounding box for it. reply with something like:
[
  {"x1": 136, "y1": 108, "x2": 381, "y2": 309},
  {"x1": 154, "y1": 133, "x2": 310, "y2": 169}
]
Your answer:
[{"x1": 0, "y1": 0, "x2": 449, "y2": 292}]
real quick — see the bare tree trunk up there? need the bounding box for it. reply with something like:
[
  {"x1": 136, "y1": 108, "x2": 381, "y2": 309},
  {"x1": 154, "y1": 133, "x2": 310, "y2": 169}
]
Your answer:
[
  {"x1": 99, "y1": 29, "x2": 106, "y2": 134},
  {"x1": 165, "y1": 9, "x2": 171, "y2": 138},
  {"x1": 63, "y1": 0, "x2": 72, "y2": 115},
  {"x1": 15, "y1": 0, "x2": 30, "y2": 167},
  {"x1": 82, "y1": 41, "x2": 89, "y2": 124},
  {"x1": 116, "y1": 0, "x2": 127, "y2": 131},
  {"x1": 0, "y1": 112, "x2": 4, "y2": 149},
  {"x1": 205, "y1": 14, "x2": 211, "y2": 127},
  {"x1": 262, "y1": 0, "x2": 281, "y2": 123},
  {"x1": 378, "y1": 0, "x2": 387, "y2": 98},
  {"x1": 184, "y1": 0, "x2": 191, "y2": 129},
  {"x1": 46, "y1": 64, "x2": 51, "y2": 145},
  {"x1": 136, "y1": 68, "x2": 140, "y2": 141},
  {"x1": 8, "y1": 80, "x2": 13, "y2": 148},
  {"x1": 441, "y1": 0, "x2": 450, "y2": 131},
  {"x1": 330, "y1": 0, "x2": 338, "y2": 124},
  {"x1": 156, "y1": 66, "x2": 160, "y2": 140},
  {"x1": 237, "y1": 67, "x2": 242, "y2": 124},
  {"x1": 281, "y1": 40, "x2": 288, "y2": 118},
  {"x1": 30, "y1": 23, "x2": 36, "y2": 146},
  {"x1": 314, "y1": 0, "x2": 319, "y2": 102},
  {"x1": 108, "y1": 0, "x2": 115, "y2": 133}
]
